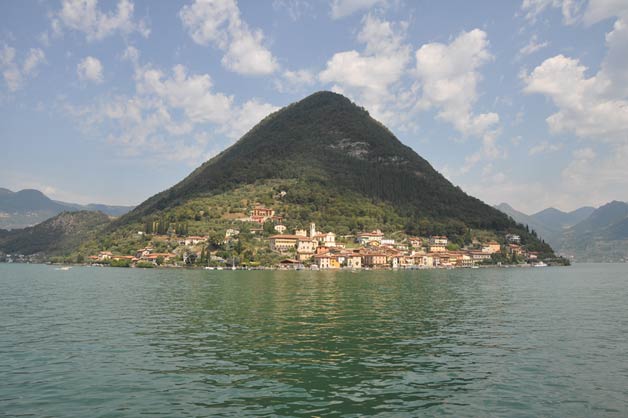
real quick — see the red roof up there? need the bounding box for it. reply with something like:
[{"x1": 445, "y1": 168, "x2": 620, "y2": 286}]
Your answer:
[{"x1": 270, "y1": 234, "x2": 302, "y2": 239}]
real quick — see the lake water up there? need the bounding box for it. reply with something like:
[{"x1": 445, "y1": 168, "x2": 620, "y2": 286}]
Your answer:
[{"x1": 1, "y1": 263, "x2": 627, "y2": 417}]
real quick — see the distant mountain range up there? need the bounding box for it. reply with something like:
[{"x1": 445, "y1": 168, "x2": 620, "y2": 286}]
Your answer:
[
  {"x1": 0, "y1": 188, "x2": 134, "y2": 229},
  {"x1": 495, "y1": 201, "x2": 628, "y2": 262}
]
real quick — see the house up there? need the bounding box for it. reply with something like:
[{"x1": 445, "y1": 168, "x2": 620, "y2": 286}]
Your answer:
[
  {"x1": 142, "y1": 252, "x2": 176, "y2": 264},
  {"x1": 295, "y1": 229, "x2": 308, "y2": 237},
  {"x1": 314, "y1": 253, "x2": 331, "y2": 269},
  {"x1": 269, "y1": 235, "x2": 301, "y2": 252},
  {"x1": 344, "y1": 253, "x2": 362, "y2": 269},
  {"x1": 225, "y1": 229, "x2": 240, "y2": 238},
  {"x1": 362, "y1": 253, "x2": 388, "y2": 268},
  {"x1": 179, "y1": 236, "x2": 208, "y2": 246},
  {"x1": 135, "y1": 247, "x2": 153, "y2": 258},
  {"x1": 429, "y1": 243, "x2": 446, "y2": 252},
  {"x1": 98, "y1": 251, "x2": 113, "y2": 260},
  {"x1": 506, "y1": 234, "x2": 521, "y2": 244},
  {"x1": 482, "y1": 241, "x2": 501, "y2": 254},
  {"x1": 430, "y1": 235, "x2": 448, "y2": 245},
  {"x1": 469, "y1": 251, "x2": 492, "y2": 262},
  {"x1": 313, "y1": 232, "x2": 336, "y2": 247},
  {"x1": 428, "y1": 236, "x2": 448, "y2": 252},
  {"x1": 296, "y1": 239, "x2": 317, "y2": 261},
  {"x1": 408, "y1": 237, "x2": 423, "y2": 248},
  {"x1": 274, "y1": 224, "x2": 287, "y2": 233},
  {"x1": 250, "y1": 206, "x2": 277, "y2": 224},
  {"x1": 252, "y1": 206, "x2": 274, "y2": 218},
  {"x1": 508, "y1": 244, "x2": 525, "y2": 256},
  {"x1": 357, "y1": 230, "x2": 384, "y2": 245},
  {"x1": 381, "y1": 238, "x2": 396, "y2": 246}
]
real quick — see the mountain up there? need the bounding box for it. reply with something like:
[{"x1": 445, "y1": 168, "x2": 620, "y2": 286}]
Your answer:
[
  {"x1": 0, "y1": 211, "x2": 111, "y2": 257},
  {"x1": 0, "y1": 188, "x2": 134, "y2": 229},
  {"x1": 109, "y1": 92, "x2": 551, "y2": 249},
  {"x1": 55, "y1": 201, "x2": 135, "y2": 217},
  {"x1": 531, "y1": 206, "x2": 595, "y2": 230},
  {"x1": 559, "y1": 201, "x2": 628, "y2": 262},
  {"x1": 4, "y1": 91, "x2": 555, "y2": 259},
  {"x1": 496, "y1": 201, "x2": 628, "y2": 262},
  {"x1": 494, "y1": 203, "x2": 561, "y2": 247}
]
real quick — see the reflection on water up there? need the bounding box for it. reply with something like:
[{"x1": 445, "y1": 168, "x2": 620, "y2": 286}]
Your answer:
[{"x1": 1, "y1": 264, "x2": 627, "y2": 417}]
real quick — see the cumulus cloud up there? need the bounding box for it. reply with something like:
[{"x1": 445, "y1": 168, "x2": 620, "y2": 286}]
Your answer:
[
  {"x1": 51, "y1": 0, "x2": 150, "y2": 41},
  {"x1": 414, "y1": 29, "x2": 499, "y2": 138},
  {"x1": 77, "y1": 56, "x2": 104, "y2": 83},
  {"x1": 582, "y1": 0, "x2": 628, "y2": 24},
  {"x1": 179, "y1": 0, "x2": 278, "y2": 76},
  {"x1": 274, "y1": 69, "x2": 316, "y2": 93},
  {"x1": 520, "y1": 2, "x2": 628, "y2": 207},
  {"x1": 1, "y1": 45, "x2": 45, "y2": 92},
  {"x1": 522, "y1": 0, "x2": 628, "y2": 139},
  {"x1": 319, "y1": 15, "x2": 412, "y2": 127},
  {"x1": 65, "y1": 59, "x2": 278, "y2": 164},
  {"x1": 523, "y1": 52, "x2": 628, "y2": 141},
  {"x1": 330, "y1": 0, "x2": 387, "y2": 19}
]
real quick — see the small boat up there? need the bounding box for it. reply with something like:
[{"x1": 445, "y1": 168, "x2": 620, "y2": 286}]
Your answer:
[
  {"x1": 55, "y1": 266, "x2": 72, "y2": 271},
  {"x1": 534, "y1": 262, "x2": 548, "y2": 267}
]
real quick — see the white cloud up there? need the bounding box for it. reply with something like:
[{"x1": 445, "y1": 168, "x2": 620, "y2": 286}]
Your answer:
[
  {"x1": 522, "y1": 0, "x2": 628, "y2": 142},
  {"x1": 519, "y1": 34, "x2": 549, "y2": 56},
  {"x1": 51, "y1": 0, "x2": 150, "y2": 41},
  {"x1": 583, "y1": 0, "x2": 628, "y2": 24},
  {"x1": 330, "y1": 0, "x2": 387, "y2": 19},
  {"x1": 65, "y1": 60, "x2": 278, "y2": 164},
  {"x1": 272, "y1": 0, "x2": 312, "y2": 21},
  {"x1": 1, "y1": 44, "x2": 46, "y2": 92},
  {"x1": 23, "y1": 48, "x2": 46, "y2": 75},
  {"x1": 415, "y1": 29, "x2": 499, "y2": 138},
  {"x1": 179, "y1": 0, "x2": 278, "y2": 76},
  {"x1": 528, "y1": 140, "x2": 562, "y2": 155},
  {"x1": 520, "y1": 0, "x2": 585, "y2": 24},
  {"x1": 121, "y1": 45, "x2": 140, "y2": 68},
  {"x1": 77, "y1": 56, "x2": 104, "y2": 83},
  {"x1": 319, "y1": 15, "x2": 412, "y2": 127},
  {"x1": 523, "y1": 53, "x2": 628, "y2": 141},
  {"x1": 274, "y1": 69, "x2": 316, "y2": 93}
]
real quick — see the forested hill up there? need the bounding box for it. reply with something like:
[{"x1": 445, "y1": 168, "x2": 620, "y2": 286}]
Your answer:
[
  {"x1": 114, "y1": 91, "x2": 547, "y2": 248},
  {"x1": 0, "y1": 211, "x2": 111, "y2": 256}
]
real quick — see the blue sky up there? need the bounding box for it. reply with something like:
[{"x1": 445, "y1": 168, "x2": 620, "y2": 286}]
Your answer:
[{"x1": 1, "y1": 0, "x2": 627, "y2": 213}]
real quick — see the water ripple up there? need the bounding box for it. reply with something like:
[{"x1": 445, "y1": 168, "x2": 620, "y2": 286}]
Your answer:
[{"x1": 1, "y1": 263, "x2": 627, "y2": 417}]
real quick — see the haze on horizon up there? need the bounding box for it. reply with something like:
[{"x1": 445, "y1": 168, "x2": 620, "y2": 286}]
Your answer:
[{"x1": 1, "y1": 0, "x2": 627, "y2": 213}]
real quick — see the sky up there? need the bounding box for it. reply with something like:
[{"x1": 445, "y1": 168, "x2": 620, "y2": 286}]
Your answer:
[{"x1": 1, "y1": 0, "x2": 627, "y2": 214}]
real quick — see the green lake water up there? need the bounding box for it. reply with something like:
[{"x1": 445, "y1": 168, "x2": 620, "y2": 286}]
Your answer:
[{"x1": 1, "y1": 263, "x2": 627, "y2": 417}]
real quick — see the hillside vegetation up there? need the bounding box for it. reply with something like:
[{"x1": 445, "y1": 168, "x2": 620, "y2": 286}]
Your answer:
[{"x1": 0, "y1": 211, "x2": 111, "y2": 256}]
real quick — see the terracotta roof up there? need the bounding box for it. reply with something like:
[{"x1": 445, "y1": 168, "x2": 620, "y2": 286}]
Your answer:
[{"x1": 270, "y1": 234, "x2": 302, "y2": 239}]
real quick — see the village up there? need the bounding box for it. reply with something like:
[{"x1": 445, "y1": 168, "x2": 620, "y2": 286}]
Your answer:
[{"x1": 87, "y1": 205, "x2": 546, "y2": 270}]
